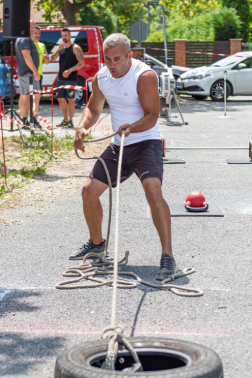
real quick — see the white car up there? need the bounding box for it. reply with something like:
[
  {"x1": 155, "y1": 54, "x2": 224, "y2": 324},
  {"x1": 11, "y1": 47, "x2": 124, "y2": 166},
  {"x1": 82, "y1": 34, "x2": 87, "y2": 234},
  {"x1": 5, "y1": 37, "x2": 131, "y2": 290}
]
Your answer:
[
  {"x1": 144, "y1": 53, "x2": 190, "y2": 81},
  {"x1": 176, "y1": 51, "x2": 252, "y2": 101}
]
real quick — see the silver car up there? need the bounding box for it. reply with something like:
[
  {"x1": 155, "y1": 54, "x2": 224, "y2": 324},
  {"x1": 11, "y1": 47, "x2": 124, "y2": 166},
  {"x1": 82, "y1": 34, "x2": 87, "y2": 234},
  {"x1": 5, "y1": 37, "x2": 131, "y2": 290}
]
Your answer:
[{"x1": 176, "y1": 51, "x2": 252, "y2": 101}]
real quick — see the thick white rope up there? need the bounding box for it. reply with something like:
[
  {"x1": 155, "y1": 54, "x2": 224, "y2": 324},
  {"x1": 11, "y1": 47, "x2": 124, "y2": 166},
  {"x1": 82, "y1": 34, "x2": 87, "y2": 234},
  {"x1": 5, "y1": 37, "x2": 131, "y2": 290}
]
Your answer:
[{"x1": 111, "y1": 130, "x2": 125, "y2": 328}]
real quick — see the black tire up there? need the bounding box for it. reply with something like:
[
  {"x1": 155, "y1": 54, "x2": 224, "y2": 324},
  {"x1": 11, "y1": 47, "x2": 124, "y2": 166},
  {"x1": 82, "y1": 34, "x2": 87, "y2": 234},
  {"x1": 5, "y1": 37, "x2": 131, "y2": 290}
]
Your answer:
[
  {"x1": 192, "y1": 95, "x2": 207, "y2": 100},
  {"x1": 75, "y1": 76, "x2": 88, "y2": 107},
  {"x1": 54, "y1": 336, "x2": 223, "y2": 378},
  {"x1": 210, "y1": 80, "x2": 231, "y2": 102}
]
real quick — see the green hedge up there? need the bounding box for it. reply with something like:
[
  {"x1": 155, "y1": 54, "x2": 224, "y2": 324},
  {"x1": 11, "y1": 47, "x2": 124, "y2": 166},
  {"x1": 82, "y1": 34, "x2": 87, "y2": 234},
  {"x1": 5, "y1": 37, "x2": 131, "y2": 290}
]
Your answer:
[
  {"x1": 212, "y1": 7, "x2": 241, "y2": 41},
  {"x1": 146, "y1": 8, "x2": 241, "y2": 42}
]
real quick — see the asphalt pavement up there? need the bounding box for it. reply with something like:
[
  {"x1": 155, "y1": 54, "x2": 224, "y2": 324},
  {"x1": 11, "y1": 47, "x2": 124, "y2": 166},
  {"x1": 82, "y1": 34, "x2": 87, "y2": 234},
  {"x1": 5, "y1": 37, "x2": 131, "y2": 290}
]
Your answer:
[{"x1": 1, "y1": 95, "x2": 252, "y2": 377}]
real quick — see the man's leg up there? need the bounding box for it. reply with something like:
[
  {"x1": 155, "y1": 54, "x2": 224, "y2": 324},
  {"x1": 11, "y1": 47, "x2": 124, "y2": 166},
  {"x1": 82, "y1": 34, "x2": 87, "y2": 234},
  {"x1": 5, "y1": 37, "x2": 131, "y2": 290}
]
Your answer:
[
  {"x1": 68, "y1": 98, "x2": 75, "y2": 121},
  {"x1": 69, "y1": 177, "x2": 108, "y2": 260},
  {"x1": 142, "y1": 177, "x2": 173, "y2": 257},
  {"x1": 19, "y1": 94, "x2": 29, "y2": 118},
  {"x1": 82, "y1": 177, "x2": 108, "y2": 245},
  {"x1": 34, "y1": 93, "x2": 41, "y2": 113},
  {"x1": 58, "y1": 98, "x2": 69, "y2": 121}
]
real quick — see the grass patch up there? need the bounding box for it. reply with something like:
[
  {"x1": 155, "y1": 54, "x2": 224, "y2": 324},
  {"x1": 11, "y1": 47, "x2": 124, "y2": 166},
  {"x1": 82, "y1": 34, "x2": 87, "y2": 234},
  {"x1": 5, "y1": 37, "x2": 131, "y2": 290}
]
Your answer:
[{"x1": 0, "y1": 131, "x2": 91, "y2": 202}]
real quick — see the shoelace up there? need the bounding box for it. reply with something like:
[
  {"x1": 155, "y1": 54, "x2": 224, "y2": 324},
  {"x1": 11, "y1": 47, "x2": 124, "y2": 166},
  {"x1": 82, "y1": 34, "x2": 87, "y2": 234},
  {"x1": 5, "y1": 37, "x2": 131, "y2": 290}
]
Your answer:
[
  {"x1": 80, "y1": 242, "x2": 93, "y2": 253},
  {"x1": 160, "y1": 254, "x2": 174, "y2": 270}
]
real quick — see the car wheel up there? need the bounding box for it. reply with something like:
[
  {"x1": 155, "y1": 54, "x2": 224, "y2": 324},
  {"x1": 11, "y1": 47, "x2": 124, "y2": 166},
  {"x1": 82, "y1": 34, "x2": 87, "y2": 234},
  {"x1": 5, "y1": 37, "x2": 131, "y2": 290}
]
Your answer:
[
  {"x1": 75, "y1": 76, "x2": 88, "y2": 107},
  {"x1": 54, "y1": 337, "x2": 223, "y2": 378},
  {"x1": 210, "y1": 80, "x2": 231, "y2": 102},
  {"x1": 192, "y1": 95, "x2": 207, "y2": 100}
]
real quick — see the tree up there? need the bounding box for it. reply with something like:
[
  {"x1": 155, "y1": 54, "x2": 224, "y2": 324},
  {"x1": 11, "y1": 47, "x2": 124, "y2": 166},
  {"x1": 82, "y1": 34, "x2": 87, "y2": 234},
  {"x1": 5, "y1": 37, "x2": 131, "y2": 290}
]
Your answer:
[
  {"x1": 222, "y1": 0, "x2": 251, "y2": 42},
  {"x1": 160, "y1": 0, "x2": 219, "y2": 19},
  {"x1": 32, "y1": 0, "x2": 146, "y2": 26},
  {"x1": 28, "y1": 0, "x2": 219, "y2": 27},
  {"x1": 79, "y1": 2, "x2": 117, "y2": 34},
  {"x1": 212, "y1": 7, "x2": 241, "y2": 41}
]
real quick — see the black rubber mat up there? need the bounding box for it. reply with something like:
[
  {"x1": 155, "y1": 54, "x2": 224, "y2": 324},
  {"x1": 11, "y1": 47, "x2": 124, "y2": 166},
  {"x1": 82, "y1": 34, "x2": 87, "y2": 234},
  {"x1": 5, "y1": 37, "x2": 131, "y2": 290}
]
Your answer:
[
  {"x1": 163, "y1": 158, "x2": 185, "y2": 164},
  {"x1": 169, "y1": 204, "x2": 224, "y2": 217},
  {"x1": 227, "y1": 159, "x2": 252, "y2": 164}
]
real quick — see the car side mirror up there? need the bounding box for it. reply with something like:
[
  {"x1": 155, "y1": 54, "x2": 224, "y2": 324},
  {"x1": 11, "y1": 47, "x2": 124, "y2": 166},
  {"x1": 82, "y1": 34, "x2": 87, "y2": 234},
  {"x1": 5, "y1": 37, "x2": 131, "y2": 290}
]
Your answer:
[{"x1": 238, "y1": 63, "x2": 247, "y2": 69}]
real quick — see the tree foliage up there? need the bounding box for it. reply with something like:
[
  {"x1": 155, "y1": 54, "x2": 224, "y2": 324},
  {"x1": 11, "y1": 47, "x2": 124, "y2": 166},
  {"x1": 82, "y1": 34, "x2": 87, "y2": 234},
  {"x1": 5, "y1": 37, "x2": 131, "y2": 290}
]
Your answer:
[
  {"x1": 30, "y1": 0, "x2": 220, "y2": 26},
  {"x1": 160, "y1": 0, "x2": 219, "y2": 19},
  {"x1": 79, "y1": 2, "x2": 117, "y2": 34},
  {"x1": 212, "y1": 7, "x2": 241, "y2": 41},
  {"x1": 146, "y1": 6, "x2": 241, "y2": 42},
  {"x1": 32, "y1": 0, "x2": 146, "y2": 26},
  {"x1": 222, "y1": 0, "x2": 251, "y2": 42}
]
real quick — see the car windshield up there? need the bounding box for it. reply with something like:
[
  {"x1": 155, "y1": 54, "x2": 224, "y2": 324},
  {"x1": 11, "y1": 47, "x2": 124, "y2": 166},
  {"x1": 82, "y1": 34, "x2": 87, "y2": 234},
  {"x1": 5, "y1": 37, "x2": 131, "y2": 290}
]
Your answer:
[{"x1": 210, "y1": 55, "x2": 242, "y2": 68}]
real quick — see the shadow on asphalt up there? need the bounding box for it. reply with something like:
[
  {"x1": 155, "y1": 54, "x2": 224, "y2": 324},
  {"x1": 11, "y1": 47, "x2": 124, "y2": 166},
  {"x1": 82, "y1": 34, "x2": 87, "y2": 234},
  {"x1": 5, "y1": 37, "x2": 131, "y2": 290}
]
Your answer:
[
  {"x1": 0, "y1": 289, "x2": 41, "y2": 318},
  {"x1": 0, "y1": 332, "x2": 64, "y2": 376},
  {"x1": 122, "y1": 265, "x2": 190, "y2": 289}
]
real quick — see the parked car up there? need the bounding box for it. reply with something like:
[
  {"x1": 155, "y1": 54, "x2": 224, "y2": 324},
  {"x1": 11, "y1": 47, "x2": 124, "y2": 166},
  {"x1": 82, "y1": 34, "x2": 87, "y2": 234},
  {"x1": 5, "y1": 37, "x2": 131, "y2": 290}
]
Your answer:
[
  {"x1": 0, "y1": 25, "x2": 107, "y2": 106},
  {"x1": 144, "y1": 53, "x2": 190, "y2": 81},
  {"x1": 176, "y1": 51, "x2": 252, "y2": 101},
  {"x1": 0, "y1": 57, "x2": 16, "y2": 101},
  {"x1": 144, "y1": 53, "x2": 176, "y2": 91}
]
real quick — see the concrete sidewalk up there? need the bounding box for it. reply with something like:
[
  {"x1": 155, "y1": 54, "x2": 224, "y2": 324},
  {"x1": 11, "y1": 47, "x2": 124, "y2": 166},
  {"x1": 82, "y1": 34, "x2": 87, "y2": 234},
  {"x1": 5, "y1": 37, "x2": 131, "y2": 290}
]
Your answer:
[{"x1": 0, "y1": 95, "x2": 252, "y2": 377}]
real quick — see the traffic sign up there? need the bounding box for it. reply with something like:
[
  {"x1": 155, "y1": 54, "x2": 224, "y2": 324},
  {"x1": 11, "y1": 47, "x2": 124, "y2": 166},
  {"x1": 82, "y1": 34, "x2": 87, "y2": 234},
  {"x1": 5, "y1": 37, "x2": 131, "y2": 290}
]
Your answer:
[{"x1": 130, "y1": 21, "x2": 150, "y2": 42}]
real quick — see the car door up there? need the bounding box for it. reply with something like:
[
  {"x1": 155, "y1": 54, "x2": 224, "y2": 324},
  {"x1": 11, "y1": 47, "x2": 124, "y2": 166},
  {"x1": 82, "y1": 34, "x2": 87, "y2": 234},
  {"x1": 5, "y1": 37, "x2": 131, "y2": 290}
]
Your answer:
[{"x1": 233, "y1": 57, "x2": 252, "y2": 94}]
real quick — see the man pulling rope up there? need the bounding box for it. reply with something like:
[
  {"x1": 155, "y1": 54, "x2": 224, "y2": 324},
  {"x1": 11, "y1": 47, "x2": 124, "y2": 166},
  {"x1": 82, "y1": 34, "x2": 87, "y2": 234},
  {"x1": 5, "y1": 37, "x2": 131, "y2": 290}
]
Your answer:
[{"x1": 72, "y1": 33, "x2": 178, "y2": 281}]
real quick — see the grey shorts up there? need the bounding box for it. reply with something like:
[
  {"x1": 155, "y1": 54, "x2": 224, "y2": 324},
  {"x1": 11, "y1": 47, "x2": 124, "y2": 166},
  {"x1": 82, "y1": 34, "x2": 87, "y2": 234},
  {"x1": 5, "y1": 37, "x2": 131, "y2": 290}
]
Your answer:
[
  {"x1": 90, "y1": 139, "x2": 163, "y2": 187},
  {"x1": 18, "y1": 73, "x2": 40, "y2": 95}
]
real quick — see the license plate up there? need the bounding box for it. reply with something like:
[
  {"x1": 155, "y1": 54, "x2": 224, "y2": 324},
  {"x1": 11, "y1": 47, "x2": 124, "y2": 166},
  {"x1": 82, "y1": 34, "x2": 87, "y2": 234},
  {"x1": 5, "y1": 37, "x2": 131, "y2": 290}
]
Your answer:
[{"x1": 176, "y1": 82, "x2": 184, "y2": 89}]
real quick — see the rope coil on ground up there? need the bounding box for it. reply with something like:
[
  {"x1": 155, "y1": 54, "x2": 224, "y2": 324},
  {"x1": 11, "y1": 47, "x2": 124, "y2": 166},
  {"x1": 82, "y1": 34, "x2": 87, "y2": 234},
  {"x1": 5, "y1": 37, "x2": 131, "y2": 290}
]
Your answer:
[{"x1": 55, "y1": 252, "x2": 203, "y2": 297}]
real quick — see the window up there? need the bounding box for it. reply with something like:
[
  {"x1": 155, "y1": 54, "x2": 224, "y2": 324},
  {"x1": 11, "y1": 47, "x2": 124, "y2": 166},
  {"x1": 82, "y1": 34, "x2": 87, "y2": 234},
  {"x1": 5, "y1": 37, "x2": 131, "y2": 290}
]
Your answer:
[
  {"x1": 75, "y1": 31, "x2": 88, "y2": 52},
  {"x1": 240, "y1": 58, "x2": 252, "y2": 69},
  {"x1": 39, "y1": 31, "x2": 62, "y2": 53},
  {"x1": 0, "y1": 35, "x2": 13, "y2": 56}
]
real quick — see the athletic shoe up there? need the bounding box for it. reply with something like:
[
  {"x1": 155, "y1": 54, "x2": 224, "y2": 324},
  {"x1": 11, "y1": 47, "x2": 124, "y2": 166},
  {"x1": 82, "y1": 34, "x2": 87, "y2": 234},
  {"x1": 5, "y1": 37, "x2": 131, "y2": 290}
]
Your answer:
[
  {"x1": 156, "y1": 253, "x2": 178, "y2": 281},
  {"x1": 56, "y1": 119, "x2": 68, "y2": 127},
  {"x1": 68, "y1": 120, "x2": 74, "y2": 128},
  {"x1": 69, "y1": 239, "x2": 106, "y2": 260},
  {"x1": 34, "y1": 118, "x2": 42, "y2": 129},
  {"x1": 22, "y1": 118, "x2": 30, "y2": 130}
]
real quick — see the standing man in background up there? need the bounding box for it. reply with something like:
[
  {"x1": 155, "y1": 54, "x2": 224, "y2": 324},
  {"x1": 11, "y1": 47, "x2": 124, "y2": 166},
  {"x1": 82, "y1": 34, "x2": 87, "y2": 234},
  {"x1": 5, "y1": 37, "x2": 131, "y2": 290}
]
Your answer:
[
  {"x1": 15, "y1": 20, "x2": 40, "y2": 128},
  {"x1": 50, "y1": 28, "x2": 85, "y2": 128},
  {"x1": 31, "y1": 25, "x2": 49, "y2": 126}
]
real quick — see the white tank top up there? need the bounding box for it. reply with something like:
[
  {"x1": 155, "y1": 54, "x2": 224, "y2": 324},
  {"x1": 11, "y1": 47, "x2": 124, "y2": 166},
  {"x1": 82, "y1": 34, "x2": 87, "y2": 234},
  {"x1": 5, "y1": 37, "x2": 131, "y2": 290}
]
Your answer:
[{"x1": 97, "y1": 58, "x2": 161, "y2": 146}]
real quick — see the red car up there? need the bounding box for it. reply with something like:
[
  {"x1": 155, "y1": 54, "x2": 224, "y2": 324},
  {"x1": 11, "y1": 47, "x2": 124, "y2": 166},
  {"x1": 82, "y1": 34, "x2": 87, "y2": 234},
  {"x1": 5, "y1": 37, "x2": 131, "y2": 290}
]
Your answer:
[{"x1": 0, "y1": 25, "x2": 107, "y2": 105}]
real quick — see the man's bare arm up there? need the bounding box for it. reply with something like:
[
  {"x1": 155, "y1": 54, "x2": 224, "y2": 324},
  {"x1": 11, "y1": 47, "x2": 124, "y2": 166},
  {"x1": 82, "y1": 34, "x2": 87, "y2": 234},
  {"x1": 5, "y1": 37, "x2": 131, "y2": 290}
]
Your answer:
[
  {"x1": 62, "y1": 45, "x2": 85, "y2": 78},
  {"x1": 50, "y1": 42, "x2": 64, "y2": 62},
  {"x1": 73, "y1": 74, "x2": 105, "y2": 152},
  {"x1": 118, "y1": 71, "x2": 160, "y2": 137},
  {"x1": 22, "y1": 50, "x2": 40, "y2": 81}
]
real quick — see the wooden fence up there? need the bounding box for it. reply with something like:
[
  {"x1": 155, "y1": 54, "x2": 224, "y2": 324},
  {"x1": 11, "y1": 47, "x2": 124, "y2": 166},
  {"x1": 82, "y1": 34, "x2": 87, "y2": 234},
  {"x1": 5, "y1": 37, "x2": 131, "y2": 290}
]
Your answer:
[{"x1": 132, "y1": 40, "x2": 240, "y2": 68}]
